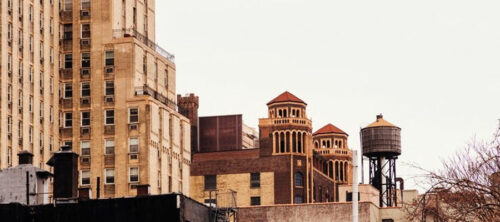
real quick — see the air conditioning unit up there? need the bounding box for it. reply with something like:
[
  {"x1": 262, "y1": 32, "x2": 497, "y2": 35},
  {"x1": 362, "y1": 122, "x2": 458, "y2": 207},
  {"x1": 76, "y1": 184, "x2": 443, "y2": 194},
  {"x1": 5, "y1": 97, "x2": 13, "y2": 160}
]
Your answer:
[
  {"x1": 81, "y1": 127, "x2": 90, "y2": 135},
  {"x1": 7, "y1": 133, "x2": 12, "y2": 140},
  {"x1": 130, "y1": 154, "x2": 138, "y2": 160},
  {"x1": 129, "y1": 124, "x2": 138, "y2": 131},
  {"x1": 81, "y1": 10, "x2": 90, "y2": 18},
  {"x1": 40, "y1": 28, "x2": 44, "y2": 34},
  {"x1": 19, "y1": 46, "x2": 23, "y2": 52},
  {"x1": 19, "y1": 139, "x2": 23, "y2": 146},
  {"x1": 80, "y1": 39, "x2": 91, "y2": 46},
  {"x1": 40, "y1": 58, "x2": 44, "y2": 63},
  {"x1": 105, "y1": 96, "x2": 114, "y2": 103},
  {"x1": 81, "y1": 68, "x2": 90, "y2": 77},
  {"x1": 19, "y1": 15, "x2": 23, "y2": 21},
  {"x1": 81, "y1": 157, "x2": 90, "y2": 163},
  {"x1": 105, "y1": 66, "x2": 114, "y2": 74},
  {"x1": 81, "y1": 97, "x2": 90, "y2": 104}
]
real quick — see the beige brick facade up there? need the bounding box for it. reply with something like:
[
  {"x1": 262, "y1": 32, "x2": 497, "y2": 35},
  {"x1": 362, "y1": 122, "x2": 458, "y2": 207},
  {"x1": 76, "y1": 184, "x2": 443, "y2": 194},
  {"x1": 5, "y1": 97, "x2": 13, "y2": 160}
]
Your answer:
[
  {"x1": 1, "y1": 0, "x2": 190, "y2": 199},
  {"x1": 0, "y1": 0, "x2": 61, "y2": 170},
  {"x1": 191, "y1": 172, "x2": 275, "y2": 206}
]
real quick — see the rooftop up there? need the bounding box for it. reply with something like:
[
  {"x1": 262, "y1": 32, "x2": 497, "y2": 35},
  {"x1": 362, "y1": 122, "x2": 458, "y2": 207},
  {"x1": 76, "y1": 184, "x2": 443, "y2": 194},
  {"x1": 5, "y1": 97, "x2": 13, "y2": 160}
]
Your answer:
[
  {"x1": 313, "y1": 124, "x2": 348, "y2": 136},
  {"x1": 267, "y1": 91, "x2": 306, "y2": 105}
]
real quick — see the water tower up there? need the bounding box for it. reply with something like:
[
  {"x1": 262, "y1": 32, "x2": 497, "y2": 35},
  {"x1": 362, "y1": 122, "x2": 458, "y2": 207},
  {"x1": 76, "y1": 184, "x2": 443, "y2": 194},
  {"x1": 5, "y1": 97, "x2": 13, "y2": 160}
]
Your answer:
[{"x1": 361, "y1": 114, "x2": 401, "y2": 207}]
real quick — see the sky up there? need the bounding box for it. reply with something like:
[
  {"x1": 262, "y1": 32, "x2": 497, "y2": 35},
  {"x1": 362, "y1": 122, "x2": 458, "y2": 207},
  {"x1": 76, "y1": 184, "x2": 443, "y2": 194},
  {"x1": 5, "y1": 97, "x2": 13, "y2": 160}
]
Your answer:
[{"x1": 156, "y1": 0, "x2": 500, "y2": 190}]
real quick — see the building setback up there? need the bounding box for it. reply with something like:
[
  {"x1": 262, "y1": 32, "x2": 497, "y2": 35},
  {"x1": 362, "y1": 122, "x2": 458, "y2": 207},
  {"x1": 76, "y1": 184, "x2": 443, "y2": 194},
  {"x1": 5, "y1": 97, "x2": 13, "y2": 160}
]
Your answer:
[
  {"x1": 189, "y1": 91, "x2": 353, "y2": 206},
  {"x1": 0, "y1": 0, "x2": 191, "y2": 199}
]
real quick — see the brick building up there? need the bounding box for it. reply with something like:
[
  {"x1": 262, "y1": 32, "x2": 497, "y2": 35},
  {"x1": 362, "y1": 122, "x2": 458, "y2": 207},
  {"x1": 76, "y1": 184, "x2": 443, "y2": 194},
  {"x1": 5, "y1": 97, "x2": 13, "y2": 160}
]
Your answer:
[
  {"x1": 189, "y1": 91, "x2": 353, "y2": 206},
  {"x1": 0, "y1": 0, "x2": 191, "y2": 199}
]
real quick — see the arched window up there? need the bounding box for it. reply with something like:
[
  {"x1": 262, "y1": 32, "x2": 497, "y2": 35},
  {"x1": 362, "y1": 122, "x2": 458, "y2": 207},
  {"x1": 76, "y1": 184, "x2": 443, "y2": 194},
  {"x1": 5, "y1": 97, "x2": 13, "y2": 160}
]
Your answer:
[
  {"x1": 344, "y1": 162, "x2": 348, "y2": 181},
  {"x1": 275, "y1": 133, "x2": 279, "y2": 153},
  {"x1": 335, "y1": 162, "x2": 339, "y2": 181},
  {"x1": 295, "y1": 172, "x2": 303, "y2": 187},
  {"x1": 322, "y1": 161, "x2": 328, "y2": 175},
  {"x1": 283, "y1": 109, "x2": 287, "y2": 117},
  {"x1": 297, "y1": 110, "x2": 300, "y2": 117},
  {"x1": 340, "y1": 162, "x2": 344, "y2": 181},
  {"x1": 314, "y1": 141, "x2": 319, "y2": 149},
  {"x1": 328, "y1": 161, "x2": 333, "y2": 179},
  {"x1": 339, "y1": 140, "x2": 342, "y2": 149},
  {"x1": 285, "y1": 131, "x2": 290, "y2": 152},
  {"x1": 297, "y1": 132, "x2": 302, "y2": 153},
  {"x1": 280, "y1": 132, "x2": 285, "y2": 153},
  {"x1": 302, "y1": 133, "x2": 306, "y2": 152},
  {"x1": 322, "y1": 141, "x2": 326, "y2": 148},
  {"x1": 327, "y1": 140, "x2": 331, "y2": 148},
  {"x1": 292, "y1": 109, "x2": 296, "y2": 117}
]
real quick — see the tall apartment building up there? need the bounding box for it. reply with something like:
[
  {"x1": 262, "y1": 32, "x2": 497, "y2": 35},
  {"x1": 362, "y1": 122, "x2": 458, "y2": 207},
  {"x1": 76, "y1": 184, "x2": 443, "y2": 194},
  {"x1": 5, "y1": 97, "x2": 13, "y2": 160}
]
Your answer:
[
  {"x1": 0, "y1": 0, "x2": 60, "y2": 170},
  {"x1": 1, "y1": 0, "x2": 191, "y2": 199}
]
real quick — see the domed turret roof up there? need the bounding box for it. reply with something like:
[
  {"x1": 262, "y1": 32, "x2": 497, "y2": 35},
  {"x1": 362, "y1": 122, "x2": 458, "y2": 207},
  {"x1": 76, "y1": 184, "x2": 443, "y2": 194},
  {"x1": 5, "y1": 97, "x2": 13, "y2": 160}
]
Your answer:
[
  {"x1": 267, "y1": 91, "x2": 306, "y2": 105},
  {"x1": 365, "y1": 114, "x2": 397, "y2": 128},
  {"x1": 313, "y1": 124, "x2": 348, "y2": 136}
]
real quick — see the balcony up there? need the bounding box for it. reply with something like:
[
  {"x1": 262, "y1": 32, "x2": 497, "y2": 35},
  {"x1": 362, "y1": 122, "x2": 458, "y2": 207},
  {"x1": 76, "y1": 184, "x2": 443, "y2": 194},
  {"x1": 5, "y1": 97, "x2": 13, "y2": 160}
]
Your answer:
[
  {"x1": 259, "y1": 117, "x2": 312, "y2": 128},
  {"x1": 314, "y1": 148, "x2": 352, "y2": 157},
  {"x1": 138, "y1": 85, "x2": 177, "y2": 110},
  {"x1": 112, "y1": 28, "x2": 175, "y2": 63}
]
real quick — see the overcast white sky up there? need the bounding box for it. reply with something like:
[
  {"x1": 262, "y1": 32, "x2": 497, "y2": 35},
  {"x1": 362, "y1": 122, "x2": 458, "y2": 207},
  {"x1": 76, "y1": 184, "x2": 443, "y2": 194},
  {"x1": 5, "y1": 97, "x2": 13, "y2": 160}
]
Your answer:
[{"x1": 156, "y1": 0, "x2": 500, "y2": 190}]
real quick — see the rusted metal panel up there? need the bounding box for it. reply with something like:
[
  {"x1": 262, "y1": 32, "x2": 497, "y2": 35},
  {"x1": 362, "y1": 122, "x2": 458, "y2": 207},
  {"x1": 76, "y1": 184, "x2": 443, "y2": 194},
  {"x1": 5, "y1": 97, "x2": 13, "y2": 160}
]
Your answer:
[{"x1": 199, "y1": 115, "x2": 242, "y2": 152}]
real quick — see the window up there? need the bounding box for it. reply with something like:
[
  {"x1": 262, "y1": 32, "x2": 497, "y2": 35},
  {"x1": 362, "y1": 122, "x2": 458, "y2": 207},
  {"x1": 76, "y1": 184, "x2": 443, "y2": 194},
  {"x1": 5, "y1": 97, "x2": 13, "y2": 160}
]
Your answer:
[
  {"x1": 105, "y1": 140, "x2": 115, "y2": 155},
  {"x1": 81, "y1": 53, "x2": 90, "y2": 68},
  {"x1": 63, "y1": 24, "x2": 72, "y2": 40},
  {"x1": 204, "y1": 175, "x2": 216, "y2": 190},
  {"x1": 7, "y1": 85, "x2": 12, "y2": 103},
  {"x1": 7, "y1": 23, "x2": 12, "y2": 42},
  {"x1": 81, "y1": 170, "x2": 90, "y2": 185},
  {"x1": 29, "y1": 127, "x2": 33, "y2": 144},
  {"x1": 7, "y1": 116, "x2": 12, "y2": 134},
  {"x1": 250, "y1": 197, "x2": 261, "y2": 206},
  {"x1": 49, "y1": 106, "x2": 53, "y2": 123},
  {"x1": 81, "y1": 23, "x2": 90, "y2": 39},
  {"x1": 64, "y1": 83, "x2": 72, "y2": 98},
  {"x1": 129, "y1": 138, "x2": 139, "y2": 153},
  {"x1": 81, "y1": 82, "x2": 90, "y2": 97},
  {"x1": 81, "y1": 0, "x2": 90, "y2": 9},
  {"x1": 81, "y1": 141, "x2": 90, "y2": 156},
  {"x1": 129, "y1": 108, "x2": 139, "y2": 123},
  {"x1": 64, "y1": 112, "x2": 72, "y2": 128},
  {"x1": 29, "y1": 96, "x2": 33, "y2": 113},
  {"x1": 129, "y1": 167, "x2": 139, "y2": 183},
  {"x1": 105, "y1": 51, "x2": 114, "y2": 66},
  {"x1": 295, "y1": 195, "x2": 303, "y2": 204},
  {"x1": 81, "y1": 111, "x2": 90, "y2": 126},
  {"x1": 105, "y1": 110, "x2": 114, "y2": 125},
  {"x1": 250, "y1": 172, "x2": 260, "y2": 188},
  {"x1": 105, "y1": 168, "x2": 115, "y2": 184},
  {"x1": 64, "y1": 54, "x2": 72, "y2": 69},
  {"x1": 164, "y1": 69, "x2": 168, "y2": 88},
  {"x1": 295, "y1": 172, "x2": 303, "y2": 187},
  {"x1": 105, "y1": 81, "x2": 114, "y2": 96},
  {"x1": 346, "y1": 192, "x2": 360, "y2": 202},
  {"x1": 63, "y1": 0, "x2": 72, "y2": 11}
]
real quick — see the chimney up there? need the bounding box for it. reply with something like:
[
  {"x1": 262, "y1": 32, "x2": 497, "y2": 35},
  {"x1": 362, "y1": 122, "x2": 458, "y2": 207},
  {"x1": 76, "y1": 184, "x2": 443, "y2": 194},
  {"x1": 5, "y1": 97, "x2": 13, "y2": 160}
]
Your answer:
[
  {"x1": 376, "y1": 114, "x2": 383, "y2": 121},
  {"x1": 177, "y1": 93, "x2": 200, "y2": 154},
  {"x1": 47, "y1": 145, "x2": 79, "y2": 200},
  {"x1": 18, "y1": 151, "x2": 34, "y2": 165},
  {"x1": 137, "y1": 184, "x2": 151, "y2": 197}
]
